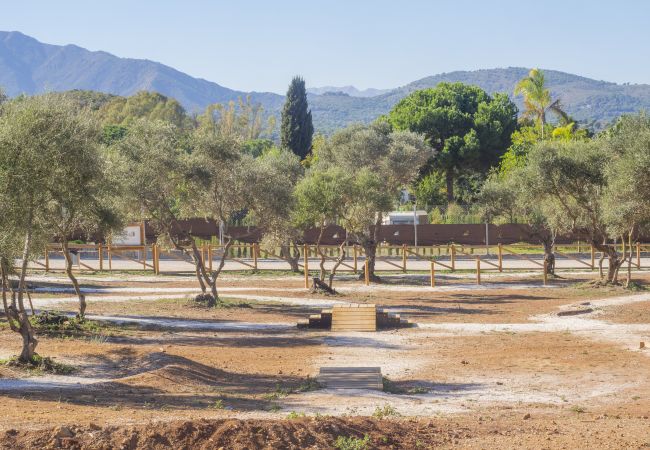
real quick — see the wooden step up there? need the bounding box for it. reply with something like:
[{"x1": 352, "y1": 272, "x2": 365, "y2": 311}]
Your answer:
[
  {"x1": 331, "y1": 304, "x2": 377, "y2": 332},
  {"x1": 317, "y1": 366, "x2": 383, "y2": 390}
]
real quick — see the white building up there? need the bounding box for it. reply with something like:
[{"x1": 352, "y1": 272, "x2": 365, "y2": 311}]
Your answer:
[{"x1": 382, "y1": 211, "x2": 429, "y2": 225}]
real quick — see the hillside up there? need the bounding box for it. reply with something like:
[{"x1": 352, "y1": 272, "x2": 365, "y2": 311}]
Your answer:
[
  {"x1": 2, "y1": 31, "x2": 650, "y2": 133},
  {"x1": 0, "y1": 31, "x2": 284, "y2": 114}
]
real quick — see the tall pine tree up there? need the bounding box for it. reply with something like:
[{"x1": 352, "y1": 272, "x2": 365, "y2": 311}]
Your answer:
[{"x1": 281, "y1": 76, "x2": 313, "y2": 159}]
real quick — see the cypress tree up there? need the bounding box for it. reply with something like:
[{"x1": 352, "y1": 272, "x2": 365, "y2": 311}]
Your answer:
[{"x1": 281, "y1": 76, "x2": 314, "y2": 159}]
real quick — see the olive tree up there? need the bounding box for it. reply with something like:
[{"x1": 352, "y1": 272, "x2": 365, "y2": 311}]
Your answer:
[
  {"x1": 0, "y1": 95, "x2": 66, "y2": 361},
  {"x1": 315, "y1": 122, "x2": 431, "y2": 281},
  {"x1": 113, "y1": 119, "x2": 220, "y2": 301},
  {"x1": 479, "y1": 170, "x2": 557, "y2": 274},
  {"x1": 292, "y1": 168, "x2": 350, "y2": 291},
  {"x1": 602, "y1": 114, "x2": 650, "y2": 286},
  {"x1": 518, "y1": 139, "x2": 628, "y2": 283},
  {"x1": 41, "y1": 97, "x2": 123, "y2": 318},
  {"x1": 247, "y1": 147, "x2": 304, "y2": 272},
  {"x1": 185, "y1": 120, "x2": 252, "y2": 302}
]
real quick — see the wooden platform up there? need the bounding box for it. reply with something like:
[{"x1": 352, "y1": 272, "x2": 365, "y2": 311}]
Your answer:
[
  {"x1": 331, "y1": 304, "x2": 377, "y2": 331},
  {"x1": 317, "y1": 366, "x2": 383, "y2": 390}
]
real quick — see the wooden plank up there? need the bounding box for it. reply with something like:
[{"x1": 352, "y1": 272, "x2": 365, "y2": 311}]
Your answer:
[{"x1": 318, "y1": 366, "x2": 383, "y2": 390}]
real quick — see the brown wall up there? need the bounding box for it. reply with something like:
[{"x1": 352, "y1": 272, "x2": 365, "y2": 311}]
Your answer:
[{"x1": 142, "y1": 220, "x2": 595, "y2": 246}]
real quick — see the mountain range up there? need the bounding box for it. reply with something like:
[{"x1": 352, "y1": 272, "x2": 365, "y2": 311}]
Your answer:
[{"x1": 2, "y1": 30, "x2": 650, "y2": 133}]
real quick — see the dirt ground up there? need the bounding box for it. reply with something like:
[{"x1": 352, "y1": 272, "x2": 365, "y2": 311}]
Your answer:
[{"x1": 0, "y1": 270, "x2": 649, "y2": 449}]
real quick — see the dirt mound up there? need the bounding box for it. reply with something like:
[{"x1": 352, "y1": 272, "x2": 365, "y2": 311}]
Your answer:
[{"x1": 0, "y1": 417, "x2": 455, "y2": 449}]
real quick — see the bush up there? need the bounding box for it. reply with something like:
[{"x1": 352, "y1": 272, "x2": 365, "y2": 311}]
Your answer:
[
  {"x1": 334, "y1": 434, "x2": 370, "y2": 450},
  {"x1": 3, "y1": 354, "x2": 75, "y2": 375}
]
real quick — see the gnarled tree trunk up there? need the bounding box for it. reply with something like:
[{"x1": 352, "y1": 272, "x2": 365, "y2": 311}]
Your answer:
[
  {"x1": 542, "y1": 239, "x2": 555, "y2": 275},
  {"x1": 62, "y1": 240, "x2": 86, "y2": 319},
  {"x1": 280, "y1": 243, "x2": 301, "y2": 273},
  {"x1": 16, "y1": 219, "x2": 38, "y2": 362},
  {"x1": 593, "y1": 240, "x2": 625, "y2": 284}
]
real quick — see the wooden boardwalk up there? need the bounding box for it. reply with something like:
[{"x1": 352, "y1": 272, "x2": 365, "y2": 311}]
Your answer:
[{"x1": 317, "y1": 367, "x2": 383, "y2": 390}]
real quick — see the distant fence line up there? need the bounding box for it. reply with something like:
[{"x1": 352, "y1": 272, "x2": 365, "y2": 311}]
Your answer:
[
  {"x1": 35, "y1": 242, "x2": 650, "y2": 285},
  {"x1": 142, "y1": 221, "x2": 642, "y2": 246}
]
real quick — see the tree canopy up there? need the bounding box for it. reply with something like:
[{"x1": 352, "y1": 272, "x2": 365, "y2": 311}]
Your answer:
[{"x1": 388, "y1": 82, "x2": 517, "y2": 202}]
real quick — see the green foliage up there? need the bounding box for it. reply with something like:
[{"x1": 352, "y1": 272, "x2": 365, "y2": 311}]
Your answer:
[
  {"x1": 514, "y1": 68, "x2": 568, "y2": 129},
  {"x1": 412, "y1": 171, "x2": 446, "y2": 206},
  {"x1": 499, "y1": 121, "x2": 591, "y2": 176},
  {"x1": 601, "y1": 113, "x2": 650, "y2": 237},
  {"x1": 102, "y1": 124, "x2": 128, "y2": 145},
  {"x1": 243, "y1": 138, "x2": 274, "y2": 157},
  {"x1": 281, "y1": 76, "x2": 314, "y2": 159},
  {"x1": 292, "y1": 168, "x2": 349, "y2": 232},
  {"x1": 389, "y1": 82, "x2": 517, "y2": 201},
  {"x1": 197, "y1": 97, "x2": 275, "y2": 141},
  {"x1": 285, "y1": 411, "x2": 305, "y2": 420},
  {"x1": 313, "y1": 122, "x2": 430, "y2": 250},
  {"x1": 98, "y1": 91, "x2": 191, "y2": 129},
  {"x1": 372, "y1": 404, "x2": 400, "y2": 418},
  {"x1": 334, "y1": 434, "x2": 370, "y2": 450}
]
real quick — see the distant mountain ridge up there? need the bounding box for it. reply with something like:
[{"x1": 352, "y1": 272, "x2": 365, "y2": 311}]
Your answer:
[
  {"x1": 306, "y1": 85, "x2": 391, "y2": 97},
  {"x1": 2, "y1": 31, "x2": 650, "y2": 133}
]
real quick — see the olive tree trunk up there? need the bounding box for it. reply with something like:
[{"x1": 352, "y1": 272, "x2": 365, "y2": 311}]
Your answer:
[
  {"x1": 280, "y1": 243, "x2": 301, "y2": 273},
  {"x1": 62, "y1": 240, "x2": 86, "y2": 319},
  {"x1": 16, "y1": 219, "x2": 38, "y2": 362}
]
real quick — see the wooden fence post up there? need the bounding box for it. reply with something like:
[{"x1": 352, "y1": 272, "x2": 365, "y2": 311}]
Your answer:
[
  {"x1": 498, "y1": 243, "x2": 503, "y2": 272},
  {"x1": 252, "y1": 243, "x2": 258, "y2": 271},
  {"x1": 304, "y1": 244, "x2": 309, "y2": 289},
  {"x1": 402, "y1": 244, "x2": 407, "y2": 273},
  {"x1": 590, "y1": 245, "x2": 595, "y2": 270},
  {"x1": 543, "y1": 258, "x2": 548, "y2": 285},
  {"x1": 151, "y1": 245, "x2": 157, "y2": 274},
  {"x1": 44, "y1": 247, "x2": 50, "y2": 272},
  {"x1": 637, "y1": 243, "x2": 641, "y2": 269},
  {"x1": 353, "y1": 245, "x2": 358, "y2": 274},
  {"x1": 451, "y1": 244, "x2": 456, "y2": 271},
  {"x1": 476, "y1": 257, "x2": 481, "y2": 285},
  {"x1": 142, "y1": 245, "x2": 147, "y2": 270},
  {"x1": 364, "y1": 259, "x2": 370, "y2": 286},
  {"x1": 430, "y1": 261, "x2": 435, "y2": 288},
  {"x1": 98, "y1": 244, "x2": 103, "y2": 271},
  {"x1": 108, "y1": 244, "x2": 112, "y2": 271}
]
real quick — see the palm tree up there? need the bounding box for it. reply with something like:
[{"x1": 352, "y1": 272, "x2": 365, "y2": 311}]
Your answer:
[{"x1": 514, "y1": 68, "x2": 568, "y2": 139}]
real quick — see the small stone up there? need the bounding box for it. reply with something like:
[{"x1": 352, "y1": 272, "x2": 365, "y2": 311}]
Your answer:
[
  {"x1": 55, "y1": 426, "x2": 74, "y2": 438},
  {"x1": 640, "y1": 342, "x2": 645, "y2": 349},
  {"x1": 523, "y1": 413, "x2": 531, "y2": 420},
  {"x1": 88, "y1": 423, "x2": 101, "y2": 431}
]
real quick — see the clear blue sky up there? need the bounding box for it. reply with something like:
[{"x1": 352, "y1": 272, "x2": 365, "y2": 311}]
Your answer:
[{"x1": 2, "y1": 0, "x2": 649, "y2": 93}]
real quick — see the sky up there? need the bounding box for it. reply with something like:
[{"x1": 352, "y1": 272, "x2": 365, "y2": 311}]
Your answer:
[{"x1": 2, "y1": 0, "x2": 649, "y2": 94}]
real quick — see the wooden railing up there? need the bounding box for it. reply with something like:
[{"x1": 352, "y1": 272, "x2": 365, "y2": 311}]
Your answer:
[{"x1": 36, "y1": 242, "x2": 649, "y2": 287}]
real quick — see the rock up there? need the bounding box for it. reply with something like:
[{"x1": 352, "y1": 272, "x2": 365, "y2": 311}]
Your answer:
[
  {"x1": 56, "y1": 426, "x2": 74, "y2": 438},
  {"x1": 640, "y1": 342, "x2": 645, "y2": 349},
  {"x1": 558, "y1": 308, "x2": 593, "y2": 317},
  {"x1": 88, "y1": 423, "x2": 101, "y2": 431},
  {"x1": 523, "y1": 413, "x2": 531, "y2": 420}
]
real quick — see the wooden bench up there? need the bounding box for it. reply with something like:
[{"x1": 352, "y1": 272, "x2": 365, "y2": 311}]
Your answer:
[
  {"x1": 331, "y1": 303, "x2": 377, "y2": 331},
  {"x1": 317, "y1": 366, "x2": 383, "y2": 390}
]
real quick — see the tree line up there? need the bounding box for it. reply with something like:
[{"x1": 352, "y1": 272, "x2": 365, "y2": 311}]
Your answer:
[{"x1": 1, "y1": 68, "x2": 649, "y2": 363}]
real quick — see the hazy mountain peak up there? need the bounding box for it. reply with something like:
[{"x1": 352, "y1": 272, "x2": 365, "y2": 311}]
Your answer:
[{"x1": 307, "y1": 85, "x2": 391, "y2": 97}]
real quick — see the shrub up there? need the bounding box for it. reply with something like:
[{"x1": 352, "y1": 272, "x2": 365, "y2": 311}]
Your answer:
[{"x1": 334, "y1": 434, "x2": 370, "y2": 450}]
